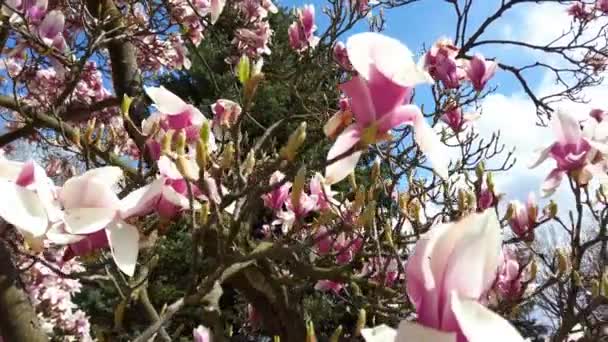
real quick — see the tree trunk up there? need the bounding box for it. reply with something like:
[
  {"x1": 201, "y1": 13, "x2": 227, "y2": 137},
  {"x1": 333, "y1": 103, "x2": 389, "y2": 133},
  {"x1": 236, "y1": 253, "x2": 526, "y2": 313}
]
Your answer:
[{"x1": 0, "y1": 242, "x2": 48, "y2": 342}]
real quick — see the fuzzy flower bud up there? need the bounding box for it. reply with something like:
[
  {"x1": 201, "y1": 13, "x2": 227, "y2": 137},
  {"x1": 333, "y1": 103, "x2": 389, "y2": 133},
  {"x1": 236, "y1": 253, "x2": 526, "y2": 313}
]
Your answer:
[
  {"x1": 176, "y1": 130, "x2": 187, "y2": 156},
  {"x1": 221, "y1": 142, "x2": 235, "y2": 169},
  {"x1": 291, "y1": 166, "x2": 307, "y2": 209},
  {"x1": 355, "y1": 308, "x2": 366, "y2": 336},
  {"x1": 280, "y1": 122, "x2": 307, "y2": 161}
]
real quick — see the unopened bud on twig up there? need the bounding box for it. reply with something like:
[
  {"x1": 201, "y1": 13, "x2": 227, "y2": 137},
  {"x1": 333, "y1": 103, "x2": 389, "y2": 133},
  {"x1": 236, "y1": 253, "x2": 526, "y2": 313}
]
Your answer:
[
  {"x1": 291, "y1": 167, "x2": 307, "y2": 208},
  {"x1": 243, "y1": 151, "x2": 256, "y2": 176},
  {"x1": 280, "y1": 122, "x2": 307, "y2": 161},
  {"x1": 196, "y1": 139, "x2": 208, "y2": 169},
  {"x1": 221, "y1": 142, "x2": 235, "y2": 169},
  {"x1": 176, "y1": 130, "x2": 187, "y2": 156},
  {"x1": 161, "y1": 130, "x2": 174, "y2": 155},
  {"x1": 355, "y1": 308, "x2": 366, "y2": 337}
]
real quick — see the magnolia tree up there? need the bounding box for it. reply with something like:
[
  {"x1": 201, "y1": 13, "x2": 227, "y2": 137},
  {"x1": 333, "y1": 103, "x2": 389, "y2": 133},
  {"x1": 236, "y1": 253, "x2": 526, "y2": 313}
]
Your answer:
[{"x1": 1, "y1": 0, "x2": 608, "y2": 341}]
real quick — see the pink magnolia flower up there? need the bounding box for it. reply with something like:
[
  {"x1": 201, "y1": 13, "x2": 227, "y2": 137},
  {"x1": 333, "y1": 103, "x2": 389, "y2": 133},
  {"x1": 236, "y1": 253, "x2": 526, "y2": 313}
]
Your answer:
[
  {"x1": 589, "y1": 108, "x2": 607, "y2": 122},
  {"x1": 314, "y1": 279, "x2": 344, "y2": 294},
  {"x1": 325, "y1": 32, "x2": 446, "y2": 185},
  {"x1": 530, "y1": 109, "x2": 608, "y2": 196},
  {"x1": 422, "y1": 39, "x2": 463, "y2": 89},
  {"x1": 288, "y1": 4, "x2": 320, "y2": 52},
  {"x1": 38, "y1": 10, "x2": 67, "y2": 51},
  {"x1": 361, "y1": 256, "x2": 402, "y2": 287},
  {"x1": 323, "y1": 97, "x2": 353, "y2": 139},
  {"x1": 477, "y1": 179, "x2": 496, "y2": 211},
  {"x1": 568, "y1": 2, "x2": 593, "y2": 21},
  {"x1": 403, "y1": 209, "x2": 524, "y2": 342},
  {"x1": 464, "y1": 54, "x2": 497, "y2": 92},
  {"x1": 211, "y1": 99, "x2": 242, "y2": 128},
  {"x1": 309, "y1": 173, "x2": 336, "y2": 211},
  {"x1": 494, "y1": 247, "x2": 524, "y2": 300},
  {"x1": 440, "y1": 105, "x2": 478, "y2": 133},
  {"x1": 143, "y1": 86, "x2": 216, "y2": 158},
  {"x1": 262, "y1": 171, "x2": 292, "y2": 211},
  {"x1": 193, "y1": 325, "x2": 211, "y2": 342},
  {"x1": 598, "y1": 0, "x2": 608, "y2": 13},
  {"x1": 51, "y1": 167, "x2": 140, "y2": 276},
  {"x1": 210, "y1": 0, "x2": 226, "y2": 24},
  {"x1": 333, "y1": 41, "x2": 351, "y2": 69},
  {"x1": 0, "y1": 159, "x2": 61, "y2": 238},
  {"x1": 120, "y1": 156, "x2": 216, "y2": 220},
  {"x1": 286, "y1": 191, "x2": 318, "y2": 219},
  {"x1": 508, "y1": 193, "x2": 537, "y2": 240}
]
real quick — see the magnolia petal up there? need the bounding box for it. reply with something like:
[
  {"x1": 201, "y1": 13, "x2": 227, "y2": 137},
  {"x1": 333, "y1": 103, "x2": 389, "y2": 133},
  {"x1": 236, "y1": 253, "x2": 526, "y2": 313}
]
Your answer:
[
  {"x1": 119, "y1": 179, "x2": 164, "y2": 218},
  {"x1": 325, "y1": 125, "x2": 362, "y2": 185},
  {"x1": 0, "y1": 180, "x2": 47, "y2": 237},
  {"x1": 60, "y1": 177, "x2": 120, "y2": 210},
  {"x1": 210, "y1": 0, "x2": 226, "y2": 24},
  {"x1": 586, "y1": 139, "x2": 608, "y2": 155},
  {"x1": 541, "y1": 169, "x2": 563, "y2": 197},
  {"x1": 441, "y1": 209, "x2": 502, "y2": 301},
  {"x1": 409, "y1": 106, "x2": 448, "y2": 179},
  {"x1": 81, "y1": 166, "x2": 124, "y2": 186},
  {"x1": 395, "y1": 321, "x2": 456, "y2": 342},
  {"x1": 528, "y1": 145, "x2": 552, "y2": 169},
  {"x1": 31, "y1": 161, "x2": 62, "y2": 223},
  {"x1": 39, "y1": 10, "x2": 64, "y2": 43},
  {"x1": 163, "y1": 184, "x2": 198, "y2": 209},
  {"x1": 63, "y1": 207, "x2": 117, "y2": 235},
  {"x1": 361, "y1": 324, "x2": 397, "y2": 342},
  {"x1": 346, "y1": 32, "x2": 431, "y2": 87},
  {"x1": 144, "y1": 86, "x2": 188, "y2": 115},
  {"x1": 451, "y1": 295, "x2": 525, "y2": 342},
  {"x1": 340, "y1": 76, "x2": 376, "y2": 126},
  {"x1": 0, "y1": 158, "x2": 23, "y2": 181},
  {"x1": 45, "y1": 225, "x2": 85, "y2": 245},
  {"x1": 106, "y1": 220, "x2": 139, "y2": 276},
  {"x1": 553, "y1": 108, "x2": 581, "y2": 144}
]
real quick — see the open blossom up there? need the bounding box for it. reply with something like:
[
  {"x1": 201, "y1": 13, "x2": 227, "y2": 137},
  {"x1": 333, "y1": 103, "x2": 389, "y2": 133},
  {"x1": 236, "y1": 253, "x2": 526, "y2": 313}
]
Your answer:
[
  {"x1": 325, "y1": 32, "x2": 446, "y2": 185},
  {"x1": 288, "y1": 4, "x2": 319, "y2": 52},
  {"x1": 0, "y1": 159, "x2": 61, "y2": 238},
  {"x1": 262, "y1": 171, "x2": 292, "y2": 211},
  {"x1": 568, "y1": 2, "x2": 593, "y2": 21},
  {"x1": 142, "y1": 86, "x2": 216, "y2": 160},
  {"x1": 508, "y1": 193, "x2": 537, "y2": 240},
  {"x1": 323, "y1": 97, "x2": 353, "y2": 139},
  {"x1": 309, "y1": 173, "x2": 336, "y2": 211},
  {"x1": 530, "y1": 109, "x2": 608, "y2": 196},
  {"x1": 589, "y1": 108, "x2": 607, "y2": 122},
  {"x1": 494, "y1": 247, "x2": 524, "y2": 300},
  {"x1": 333, "y1": 41, "x2": 351, "y2": 69},
  {"x1": 363, "y1": 210, "x2": 524, "y2": 342},
  {"x1": 440, "y1": 105, "x2": 477, "y2": 133},
  {"x1": 598, "y1": 0, "x2": 608, "y2": 13},
  {"x1": 212, "y1": 99, "x2": 242, "y2": 128},
  {"x1": 464, "y1": 53, "x2": 497, "y2": 92},
  {"x1": 422, "y1": 38, "x2": 463, "y2": 89},
  {"x1": 38, "y1": 10, "x2": 67, "y2": 51}
]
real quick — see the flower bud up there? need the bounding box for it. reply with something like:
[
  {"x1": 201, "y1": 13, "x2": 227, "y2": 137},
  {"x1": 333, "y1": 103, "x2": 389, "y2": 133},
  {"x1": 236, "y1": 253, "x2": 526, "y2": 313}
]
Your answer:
[
  {"x1": 503, "y1": 202, "x2": 515, "y2": 221},
  {"x1": 358, "y1": 201, "x2": 376, "y2": 228},
  {"x1": 573, "y1": 270, "x2": 583, "y2": 288},
  {"x1": 355, "y1": 308, "x2": 366, "y2": 336},
  {"x1": 475, "y1": 161, "x2": 485, "y2": 179},
  {"x1": 350, "y1": 281, "x2": 362, "y2": 297},
  {"x1": 384, "y1": 222, "x2": 394, "y2": 248},
  {"x1": 306, "y1": 321, "x2": 317, "y2": 342},
  {"x1": 591, "y1": 278, "x2": 600, "y2": 297},
  {"x1": 527, "y1": 259, "x2": 537, "y2": 282},
  {"x1": 176, "y1": 130, "x2": 187, "y2": 156},
  {"x1": 237, "y1": 55, "x2": 251, "y2": 84},
  {"x1": 121, "y1": 94, "x2": 133, "y2": 116},
  {"x1": 199, "y1": 202, "x2": 210, "y2": 226},
  {"x1": 546, "y1": 200, "x2": 558, "y2": 219},
  {"x1": 291, "y1": 166, "x2": 307, "y2": 208},
  {"x1": 243, "y1": 151, "x2": 256, "y2": 176},
  {"x1": 353, "y1": 186, "x2": 366, "y2": 212},
  {"x1": 457, "y1": 188, "x2": 467, "y2": 212},
  {"x1": 196, "y1": 139, "x2": 208, "y2": 169},
  {"x1": 280, "y1": 122, "x2": 307, "y2": 161},
  {"x1": 221, "y1": 142, "x2": 235, "y2": 169},
  {"x1": 329, "y1": 325, "x2": 343, "y2": 342},
  {"x1": 71, "y1": 129, "x2": 81, "y2": 148},
  {"x1": 602, "y1": 270, "x2": 608, "y2": 297},
  {"x1": 556, "y1": 248, "x2": 570, "y2": 278},
  {"x1": 176, "y1": 155, "x2": 197, "y2": 180},
  {"x1": 200, "y1": 121, "x2": 211, "y2": 144},
  {"x1": 370, "y1": 157, "x2": 381, "y2": 183},
  {"x1": 486, "y1": 172, "x2": 495, "y2": 193},
  {"x1": 85, "y1": 117, "x2": 97, "y2": 144},
  {"x1": 159, "y1": 131, "x2": 173, "y2": 155}
]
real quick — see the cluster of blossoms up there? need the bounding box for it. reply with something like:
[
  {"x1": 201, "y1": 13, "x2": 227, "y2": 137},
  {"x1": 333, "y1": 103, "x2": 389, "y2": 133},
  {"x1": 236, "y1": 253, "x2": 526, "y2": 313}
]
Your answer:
[
  {"x1": 421, "y1": 38, "x2": 497, "y2": 92},
  {"x1": 288, "y1": 4, "x2": 320, "y2": 53},
  {"x1": 230, "y1": 0, "x2": 278, "y2": 61},
  {"x1": 568, "y1": 0, "x2": 608, "y2": 21},
  {"x1": 530, "y1": 108, "x2": 608, "y2": 196},
  {"x1": 15, "y1": 246, "x2": 94, "y2": 341}
]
